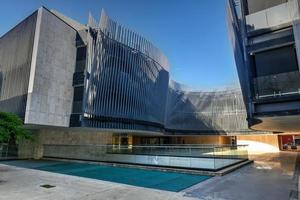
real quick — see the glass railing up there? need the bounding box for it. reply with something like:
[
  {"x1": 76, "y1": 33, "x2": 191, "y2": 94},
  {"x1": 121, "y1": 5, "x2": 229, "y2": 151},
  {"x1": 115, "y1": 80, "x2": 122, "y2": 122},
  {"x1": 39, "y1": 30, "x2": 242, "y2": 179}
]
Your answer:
[
  {"x1": 253, "y1": 71, "x2": 300, "y2": 100},
  {"x1": 43, "y1": 144, "x2": 248, "y2": 171},
  {"x1": 106, "y1": 144, "x2": 247, "y2": 158}
]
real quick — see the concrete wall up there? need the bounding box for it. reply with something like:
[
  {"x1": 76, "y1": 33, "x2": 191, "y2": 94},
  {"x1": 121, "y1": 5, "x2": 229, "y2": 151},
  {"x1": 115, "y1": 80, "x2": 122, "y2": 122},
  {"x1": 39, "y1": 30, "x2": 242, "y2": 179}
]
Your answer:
[
  {"x1": 246, "y1": 2, "x2": 291, "y2": 31},
  {"x1": 37, "y1": 128, "x2": 113, "y2": 145},
  {"x1": 246, "y1": 0, "x2": 288, "y2": 14},
  {"x1": 25, "y1": 8, "x2": 77, "y2": 127},
  {"x1": 27, "y1": 128, "x2": 113, "y2": 159},
  {"x1": 17, "y1": 136, "x2": 34, "y2": 159}
]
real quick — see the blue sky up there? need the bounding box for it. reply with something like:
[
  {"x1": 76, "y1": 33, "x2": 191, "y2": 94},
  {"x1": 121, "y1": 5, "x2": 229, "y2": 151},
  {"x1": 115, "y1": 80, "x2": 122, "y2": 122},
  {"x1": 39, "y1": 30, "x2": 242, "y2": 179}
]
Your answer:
[{"x1": 0, "y1": 0, "x2": 238, "y2": 90}]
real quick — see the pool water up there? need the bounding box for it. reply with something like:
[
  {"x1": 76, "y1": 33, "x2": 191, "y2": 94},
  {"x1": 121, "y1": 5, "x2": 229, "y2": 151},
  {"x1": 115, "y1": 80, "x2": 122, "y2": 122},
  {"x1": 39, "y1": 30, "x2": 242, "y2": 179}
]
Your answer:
[{"x1": 1, "y1": 160, "x2": 211, "y2": 192}]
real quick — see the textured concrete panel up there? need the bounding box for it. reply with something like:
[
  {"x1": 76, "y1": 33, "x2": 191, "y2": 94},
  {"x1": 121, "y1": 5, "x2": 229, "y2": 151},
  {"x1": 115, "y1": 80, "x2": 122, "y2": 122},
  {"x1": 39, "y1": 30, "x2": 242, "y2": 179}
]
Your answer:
[
  {"x1": 38, "y1": 128, "x2": 113, "y2": 145},
  {"x1": 246, "y1": 2, "x2": 291, "y2": 31},
  {"x1": 20, "y1": 128, "x2": 113, "y2": 159},
  {"x1": 25, "y1": 8, "x2": 77, "y2": 126}
]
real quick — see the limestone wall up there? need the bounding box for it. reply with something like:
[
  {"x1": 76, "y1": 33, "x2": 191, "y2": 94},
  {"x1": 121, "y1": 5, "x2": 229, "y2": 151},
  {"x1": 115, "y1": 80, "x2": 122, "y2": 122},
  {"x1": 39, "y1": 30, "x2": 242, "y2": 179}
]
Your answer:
[
  {"x1": 25, "y1": 8, "x2": 77, "y2": 127},
  {"x1": 18, "y1": 128, "x2": 113, "y2": 159}
]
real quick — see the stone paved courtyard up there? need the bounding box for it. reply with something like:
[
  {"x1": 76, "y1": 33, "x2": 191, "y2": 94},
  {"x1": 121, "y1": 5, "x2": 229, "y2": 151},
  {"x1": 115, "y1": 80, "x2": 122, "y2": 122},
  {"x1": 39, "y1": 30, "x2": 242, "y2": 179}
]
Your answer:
[{"x1": 184, "y1": 152, "x2": 298, "y2": 200}]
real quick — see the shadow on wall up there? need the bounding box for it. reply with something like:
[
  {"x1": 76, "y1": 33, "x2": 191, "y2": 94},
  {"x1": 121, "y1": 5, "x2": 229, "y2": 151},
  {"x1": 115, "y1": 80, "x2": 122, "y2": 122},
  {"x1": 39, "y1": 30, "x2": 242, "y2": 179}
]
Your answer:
[
  {"x1": 165, "y1": 81, "x2": 249, "y2": 135},
  {"x1": 165, "y1": 86, "x2": 219, "y2": 133}
]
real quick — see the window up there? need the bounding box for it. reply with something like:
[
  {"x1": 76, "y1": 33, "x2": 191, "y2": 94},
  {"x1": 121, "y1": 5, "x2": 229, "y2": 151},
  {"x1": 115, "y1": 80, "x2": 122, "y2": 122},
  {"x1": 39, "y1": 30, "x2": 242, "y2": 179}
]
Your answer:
[
  {"x1": 75, "y1": 60, "x2": 85, "y2": 72},
  {"x1": 253, "y1": 45, "x2": 298, "y2": 77},
  {"x1": 72, "y1": 86, "x2": 84, "y2": 114},
  {"x1": 72, "y1": 101, "x2": 82, "y2": 113},
  {"x1": 73, "y1": 86, "x2": 84, "y2": 102},
  {"x1": 76, "y1": 46, "x2": 86, "y2": 61}
]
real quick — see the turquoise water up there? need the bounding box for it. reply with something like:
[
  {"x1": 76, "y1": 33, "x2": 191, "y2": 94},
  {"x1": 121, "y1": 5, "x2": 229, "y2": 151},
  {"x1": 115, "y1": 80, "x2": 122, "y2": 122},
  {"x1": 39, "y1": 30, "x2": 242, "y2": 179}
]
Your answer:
[{"x1": 1, "y1": 160, "x2": 210, "y2": 192}]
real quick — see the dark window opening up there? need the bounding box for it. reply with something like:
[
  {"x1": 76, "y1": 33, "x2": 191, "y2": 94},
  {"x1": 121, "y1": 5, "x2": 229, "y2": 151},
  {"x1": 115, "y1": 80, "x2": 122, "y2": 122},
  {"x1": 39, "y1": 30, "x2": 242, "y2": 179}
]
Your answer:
[
  {"x1": 253, "y1": 45, "x2": 298, "y2": 77},
  {"x1": 72, "y1": 101, "x2": 82, "y2": 114},
  {"x1": 75, "y1": 60, "x2": 85, "y2": 72},
  {"x1": 73, "y1": 86, "x2": 84, "y2": 102},
  {"x1": 76, "y1": 33, "x2": 85, "y2": 47},
  {"x1": 120, "y1": 137, "x2": 128, "y2": 145},
  {"x1": 76, "y1": 46, "x2": 87, "y2": 61},
  {"x1": 72, "y1": 86, "x2": 84, "y2": 114}
]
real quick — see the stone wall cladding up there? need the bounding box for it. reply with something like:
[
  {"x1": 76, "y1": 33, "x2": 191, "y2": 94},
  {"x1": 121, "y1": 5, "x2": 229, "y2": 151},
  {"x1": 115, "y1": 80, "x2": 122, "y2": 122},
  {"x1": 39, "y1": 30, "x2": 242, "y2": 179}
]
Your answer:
[
  {"x1": 27, "y1": 128, "x2": 113, "y2": 159},
  {"x1": 38, "y1": 129, "x2": 113, "y2": 145},
  {"x1": 25, "y1": 8, "x2": 77, "y2": 127}
]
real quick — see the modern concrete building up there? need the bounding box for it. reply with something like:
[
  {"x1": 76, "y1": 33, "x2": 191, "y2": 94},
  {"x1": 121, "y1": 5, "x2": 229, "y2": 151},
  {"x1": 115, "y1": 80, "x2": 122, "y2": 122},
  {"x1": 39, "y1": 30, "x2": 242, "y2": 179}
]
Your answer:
[
  {"x1": 0, "y1": 7, "x2": 250, "y2": 136},
  {"x1": 228, "y1": 0, "x2": 300, "y2": 132},
  {"x1": 0, "y1": 7, "x2": 255, "y2": 169}
]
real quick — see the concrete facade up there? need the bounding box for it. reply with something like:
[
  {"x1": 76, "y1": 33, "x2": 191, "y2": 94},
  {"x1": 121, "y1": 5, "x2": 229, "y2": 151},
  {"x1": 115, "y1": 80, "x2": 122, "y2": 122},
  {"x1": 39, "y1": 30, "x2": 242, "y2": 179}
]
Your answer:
[
  {"x1": 228, "y1": 0, "x2": 300, "y2": 132},
  {"x1": 25, "y1": 8, "x2": 77, "y2": 127},
  {"x1": 0, "y1": 6, "x2": 258, "y2": 135},
  {"x1": 0, "y1": 7, "x2": 264, "y2": 169}
]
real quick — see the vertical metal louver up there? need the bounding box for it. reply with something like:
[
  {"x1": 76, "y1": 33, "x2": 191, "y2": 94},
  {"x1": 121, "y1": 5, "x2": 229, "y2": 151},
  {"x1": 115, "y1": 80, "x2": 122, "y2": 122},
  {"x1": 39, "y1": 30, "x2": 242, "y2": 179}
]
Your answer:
[
  {"x1": 82, "y1": 10, "x2": 170, "y2": 132},
  {"x1": 0, "y1": 12, "x2": 37, "y2": 117}
]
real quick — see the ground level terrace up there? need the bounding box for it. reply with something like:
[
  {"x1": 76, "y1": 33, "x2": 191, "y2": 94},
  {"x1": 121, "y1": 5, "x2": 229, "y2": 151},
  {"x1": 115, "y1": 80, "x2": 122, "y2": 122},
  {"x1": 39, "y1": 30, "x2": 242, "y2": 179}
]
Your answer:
[
  {"x1": 1, "y1": 129, "x2": 294, "y2": 171},
  {"x1": 7, "y1": 128, "x2": 291, "y2": 158}
]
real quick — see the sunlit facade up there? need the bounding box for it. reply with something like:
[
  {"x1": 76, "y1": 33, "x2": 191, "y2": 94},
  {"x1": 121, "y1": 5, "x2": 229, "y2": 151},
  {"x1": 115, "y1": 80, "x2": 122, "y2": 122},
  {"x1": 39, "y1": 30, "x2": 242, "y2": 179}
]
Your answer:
[
  {"x1": 0, "y1": 6, "x2": 280, "y2": 166},
  {"x1": 0, "y1": 7, "x2": 250, "y2": 135}
]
